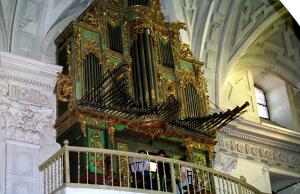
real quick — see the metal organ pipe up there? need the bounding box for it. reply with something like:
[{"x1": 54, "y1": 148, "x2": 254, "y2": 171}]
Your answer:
[
  {"x1": 131, "y1": 29, "x2": 156, "y2": 108},
  {"x1": 143, "y1": 29, "x2": 155, "y2": 104},
  {"x1": 133, "y1": 40, "x2": 144, "y2": 107},
  {"x1": 137, "y1": 33, "x2": 149, "y2": 107}
]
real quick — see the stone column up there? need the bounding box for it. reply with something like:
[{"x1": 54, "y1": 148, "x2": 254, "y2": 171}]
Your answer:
[{"x1": 0, "y1": 52, "x2": 62, "y2": 194}]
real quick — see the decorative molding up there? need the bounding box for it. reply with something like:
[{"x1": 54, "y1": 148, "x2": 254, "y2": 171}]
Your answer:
[
  {"x1": 220, "y1": 127, "x2": 300, "y2": 153},
  {"x1": 216, "y1": 119, "x2": 300, "y2": 172},
  {"x1": 0, "y1": 52, "x2": 61, "y2": 145},
  {"x1": 0, "y1": 86, "x2": 55, "y2": 145}
]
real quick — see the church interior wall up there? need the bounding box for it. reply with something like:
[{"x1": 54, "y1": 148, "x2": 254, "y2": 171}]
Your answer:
[{"x1": 0, "y1": 0, "x2": 299, "y2": 193}]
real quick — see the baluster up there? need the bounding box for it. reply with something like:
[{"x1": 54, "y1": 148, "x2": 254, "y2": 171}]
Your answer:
[
  {"x1": 94, "y1": 152, "x2": 97, "y2": 184},
  {"x1": 142, "y1": 156, "x2": 145, "y2": 189},
  {"x1": 229, "y1": 180, "x2": 234, "y2": 194},
  {"x1": 58, "y1": 157, "x2": 61, "y2": 187},
  {"x1": 179, "y1": 164, "x2": 183, "y2": 194},
  {"x1": 134, "y1": 157, "x2": 137, "y2": 188},
  {"x1": 226, "y1": 178, "x2": 230, "y2": 194},
  {"x1": 222, "y1": 176, "x2": 226, "y2": 193},
  {"x1": 207, "y1": 172, "x2": 212, "y2": 193},
  {"x1": 118, "y1": 155, "x2": 121, "y2": 187},
  {"x1": 149, "y1": 159, "x2": 153, "y2": 191},
  {"x1": 44, "y1": 169, "x2": 46, "y2": 194},
  {"x1": 192, "y1": 168, "x2": 196, "y2": 194},
  {"x1": 196, "y1": 169, "x2": 201, "y2": 194},
  {"x1": 50, "y1": 163, "x2": 53, "y2": 192},
  {"x1": 237, "y1": 182, "x2": 242, "y2": 194},
  {"x1": 127, "y1": 156, "x2": 130, "y2": 188},
  {"x1": 217, "y1": 175, "x2": 221, "y2": 194},
  {"x1": 54, "y1": 160, "x2": 57, "y2": 190},
  {"x1": 110, "y1": 154, "x2": 113, "y2": 186},
  {"x1": 47, "y1": 167, "x2": 50, "y2": 194},
  {"x1": 102, "y1": 153, "x2": 105, "y2": 185},
  {"x1": 170, "y1": 163, "x2": 176, "y2": 194},
  {"x1": 61, "y1": 154, "x2": 64, "y2": 185},
  {"x1": 156, "y1": 160, "x2": 160, "y2": 191},
  {"x1": 78, "y1": 152, "x2": 80, "y2": 183},
  {"x1": 86, "y1": 152, "x2": 89, "y2": 184},
  {"x1": 163, "y1": 161, "x2": 167, "y2": 192},
  {"x1": 235, "y1": 181, "x2": 239, "y2": 194},
  {"x1": 201, "y1": 169, "x2": 206, "y2": 194}
]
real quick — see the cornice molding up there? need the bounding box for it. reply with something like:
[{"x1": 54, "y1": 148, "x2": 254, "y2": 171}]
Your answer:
[{"x1": 216, "y1": 118, "x2": 300, "y2": 172}]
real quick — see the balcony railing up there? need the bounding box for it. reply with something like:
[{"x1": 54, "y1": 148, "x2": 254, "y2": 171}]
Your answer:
[{"x1": 39, "y1": 142, "x2": 263, "y2": 194}]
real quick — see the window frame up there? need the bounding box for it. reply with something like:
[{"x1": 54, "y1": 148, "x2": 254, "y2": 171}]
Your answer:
[{"x1": 254, "y1": 85, "x2": 270, "y2": 120}]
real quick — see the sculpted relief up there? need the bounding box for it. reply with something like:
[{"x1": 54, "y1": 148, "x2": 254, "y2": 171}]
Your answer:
[{"x1": 0, "y1": 82, "x2": 55, "y2": 145}]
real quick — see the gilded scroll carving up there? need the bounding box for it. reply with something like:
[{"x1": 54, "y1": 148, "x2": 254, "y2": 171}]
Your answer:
[{"x1": 56, "y1": 74, "x2": 72, "y2": 102}]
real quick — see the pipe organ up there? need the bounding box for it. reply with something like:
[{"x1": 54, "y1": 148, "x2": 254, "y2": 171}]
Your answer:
[{"x1": 54, "y1": 0, "x2": 248, "y2": 179}]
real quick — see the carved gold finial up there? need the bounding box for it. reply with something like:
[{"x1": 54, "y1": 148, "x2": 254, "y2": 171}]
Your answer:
[
  {"x1": 56, "y1": 74, "x2": 72, "y2": 102},
  {"x1": 180, "y1": 43, "x2": 193, "y2": 59},
  {"x1": 171, "y1": 22, "x2": 187, "y2": 31}
]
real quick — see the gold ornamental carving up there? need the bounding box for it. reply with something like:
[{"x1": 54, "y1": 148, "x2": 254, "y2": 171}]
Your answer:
[
  {"x1": 78, "y1": 6, "x2": 99, "y2": 29},
  {"x1": 184, "y1": 137, "x2": 194, "y2": 161},
  {"x1": 107, "y1": 119, "x2": 116, "y2": 144},
  {"x1": 180, "y1": 43, "x2": 193, "y2": 59},
  {"x1": 78, "y1": 114, "x2": 87, "y2": 137},
  {"x1": 170, "y1": 22, "x2": 187, "y2": 31},
  {"x1": 83, "y1": 39, "x2": 99, "y2": 58},
  {"x1": 107, "y1": 12, "x2": 120, "y2": 27},
  {"x1": 166, "y1": 79, "x2": 175, "y2": 97},
  {"x1": 75, "y1": 28, "x2": 82, "y2": 80},
  {"x1": 117, "y1": 143, "x2": 129, "y2": 186},
  {"x1": 56, "y1": 74, "x2": 72, "y2": 102},
  {"x1": 138, "y1": 127, "x2": 166, "y2": 140}
]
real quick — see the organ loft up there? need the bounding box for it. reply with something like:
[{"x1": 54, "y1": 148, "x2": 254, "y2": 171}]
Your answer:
[{"x1": 54, "y1": 0, "x2": 248, "y2": 183}]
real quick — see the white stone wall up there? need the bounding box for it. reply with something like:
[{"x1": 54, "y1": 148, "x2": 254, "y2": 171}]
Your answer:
[{"x1": 0, "y1": 51, "x2": 62, "y2": 194}]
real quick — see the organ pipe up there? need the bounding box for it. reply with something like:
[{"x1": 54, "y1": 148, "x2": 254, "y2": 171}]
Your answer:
[{"x1": 184, "y1": 83, "x2": 201, "y2": 117}]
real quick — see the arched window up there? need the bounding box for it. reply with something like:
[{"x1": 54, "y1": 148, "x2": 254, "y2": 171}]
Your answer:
[{"x1": 254, "y1": 86, "x2": 269, "y2": 119}]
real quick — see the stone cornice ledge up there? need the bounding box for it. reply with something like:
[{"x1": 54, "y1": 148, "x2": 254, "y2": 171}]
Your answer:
[
  {"x1": 222, "y1": 118, "x2": 300, "y2": 147},
  {"x1": 0, "y1": 51, "x2": 62, "y2": 85}
]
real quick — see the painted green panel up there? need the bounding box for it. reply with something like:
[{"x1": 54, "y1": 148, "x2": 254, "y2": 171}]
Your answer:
[
  {"x1": 180, "y1": 60, "x2": 195, "y2": 72},
  {"x1": 161, "y1": 72, "x2": 175, "y2": 80},
  {"x1": 115, "y1": 124, "x2": 128, "y2": 131},
  {"x1": 76, "y1": 82, "x2": 82, "y2": 99},
  {"x1": 83, "y1": 30, "x2": 100, "y2": 43},
  {"x1": 85, "y1": 117, "x2": 107, "y2": 128},
  {"x1": 167, "y1": 137, "x2": 183, "y2": 143}
]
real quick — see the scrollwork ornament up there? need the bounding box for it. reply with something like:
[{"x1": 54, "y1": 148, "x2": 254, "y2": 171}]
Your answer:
[
  {"x1": 180, "y1": 43, "x2": 193, "y2": 59},
  {"x1": 56, "y1": 74, "x2": 72, "y2": 102},
  {"x1": 78, "y1": 6, "x2": 99, "y2": 29},
  {"x1": 83, "y1": 39, "x2": 99, "y2": 58}
]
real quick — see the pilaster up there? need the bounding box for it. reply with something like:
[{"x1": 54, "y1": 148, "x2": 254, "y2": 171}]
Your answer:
[{"x1": 0, "y1": 51, "x2": 62, "y2": 194}]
